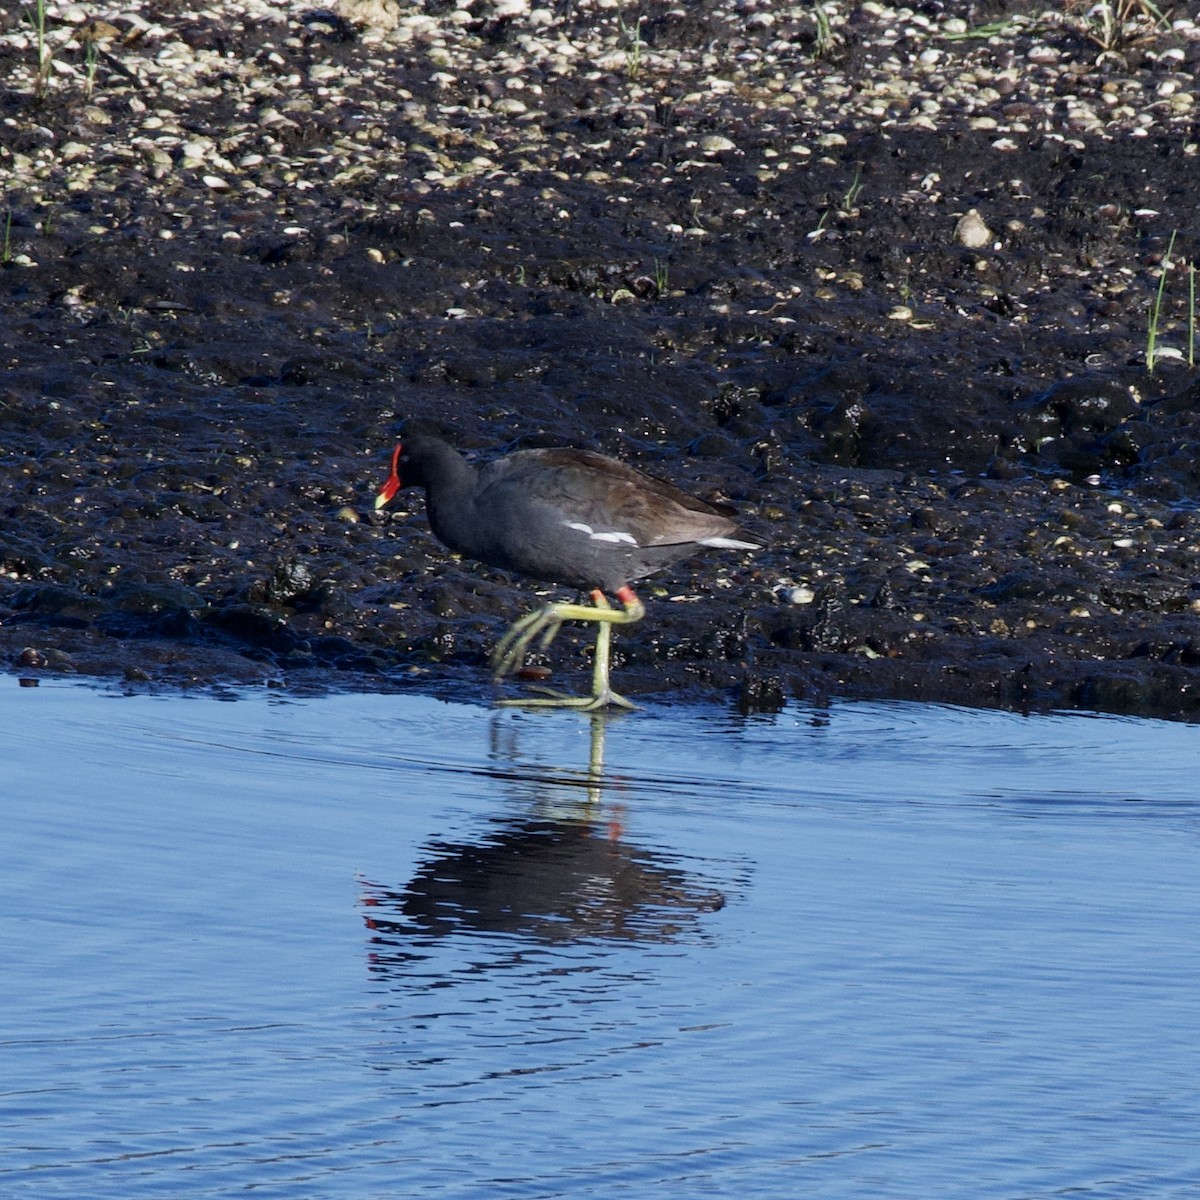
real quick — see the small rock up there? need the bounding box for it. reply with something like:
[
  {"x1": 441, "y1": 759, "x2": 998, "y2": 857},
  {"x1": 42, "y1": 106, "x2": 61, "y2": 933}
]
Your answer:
[
  {"x1": 17, "y1": 645, "x2": 76, "y2": 671},
  {"x1": 954, "y1": 209, "x2": 993, "y2": 248},
  {"x1": 336, "y1": 0, "x2": 402, "y2": 30},
  {"x1": 79, "y1": 18, "x2": 121, "y2": 40}
]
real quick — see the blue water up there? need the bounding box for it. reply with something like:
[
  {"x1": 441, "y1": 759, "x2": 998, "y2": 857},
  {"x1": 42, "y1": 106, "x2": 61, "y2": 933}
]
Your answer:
[{"x1": 3, "y1": 680, "x2": 1199, "y2": 1197}]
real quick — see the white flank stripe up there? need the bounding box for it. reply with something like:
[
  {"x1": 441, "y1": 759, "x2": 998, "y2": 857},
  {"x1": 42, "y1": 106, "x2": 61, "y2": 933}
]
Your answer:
[
  {"x1": 564, "y1": 520, "x2": 638, "y2": 546},
  {"x1": 699, "y1": 536, "x2": 760, "y2": 550}
]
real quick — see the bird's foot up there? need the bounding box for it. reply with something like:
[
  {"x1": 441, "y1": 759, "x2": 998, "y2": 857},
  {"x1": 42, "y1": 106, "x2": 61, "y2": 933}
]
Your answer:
[
  {"x1": 491, "y1": 589, "x2": 645, "y2": 711},
  {"x1": 495, "y1": 684, "x2": 638, "y2": 711},
  {"x1": 490, "y1": 604, "x2": 567, "y2": 679}
]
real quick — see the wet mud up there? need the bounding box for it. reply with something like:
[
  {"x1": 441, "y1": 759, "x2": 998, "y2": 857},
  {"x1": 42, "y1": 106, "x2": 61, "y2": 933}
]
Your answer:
[{"x1": 4, "y1": 2, "x2": 1200, "y2": 719}]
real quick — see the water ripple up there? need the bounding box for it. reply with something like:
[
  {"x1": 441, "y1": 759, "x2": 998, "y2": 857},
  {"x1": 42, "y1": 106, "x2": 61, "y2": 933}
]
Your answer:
[{"x1": 4, "y1": 681, "x2": 1200, "y2": 1198}]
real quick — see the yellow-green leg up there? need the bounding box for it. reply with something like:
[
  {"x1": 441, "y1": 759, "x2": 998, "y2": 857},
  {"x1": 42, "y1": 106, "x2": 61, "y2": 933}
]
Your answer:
[{"x1": 492, "y1": 587, "x2": 645, "y2": 710}]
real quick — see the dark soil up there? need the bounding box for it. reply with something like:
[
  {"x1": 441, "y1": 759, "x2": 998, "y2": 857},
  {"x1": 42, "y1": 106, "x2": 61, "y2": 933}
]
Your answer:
[{"x1": 4, "y1": 3, "x2": 1200, "y2": 719}]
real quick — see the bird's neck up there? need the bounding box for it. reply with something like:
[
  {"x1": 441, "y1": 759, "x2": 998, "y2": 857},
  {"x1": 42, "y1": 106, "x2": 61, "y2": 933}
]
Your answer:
[{"x1": 421, "y1": 451, "x2": 482, "y2": 557}]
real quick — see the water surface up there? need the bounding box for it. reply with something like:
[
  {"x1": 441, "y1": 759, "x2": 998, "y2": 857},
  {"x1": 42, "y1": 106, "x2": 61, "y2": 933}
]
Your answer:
[{"x1": 3, "y1": 681, "x2": 1199, "y2": 1197}]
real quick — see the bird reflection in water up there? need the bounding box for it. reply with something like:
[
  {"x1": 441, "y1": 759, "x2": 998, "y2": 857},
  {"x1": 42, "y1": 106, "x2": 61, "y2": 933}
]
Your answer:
[{"x1": 360, "y1": 715, "x2": 726, "y2": 975}]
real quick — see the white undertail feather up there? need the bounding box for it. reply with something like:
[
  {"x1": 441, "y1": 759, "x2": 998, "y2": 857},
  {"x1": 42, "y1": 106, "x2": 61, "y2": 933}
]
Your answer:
[{"x1": 699, "y1": 536, "x2": 761, "y2": 550}]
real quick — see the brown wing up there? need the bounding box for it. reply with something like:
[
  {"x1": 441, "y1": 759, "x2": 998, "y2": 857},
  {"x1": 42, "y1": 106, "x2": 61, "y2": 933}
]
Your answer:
[{"x1": 510, "y1": 448, "x2": 749, "y2": 547}]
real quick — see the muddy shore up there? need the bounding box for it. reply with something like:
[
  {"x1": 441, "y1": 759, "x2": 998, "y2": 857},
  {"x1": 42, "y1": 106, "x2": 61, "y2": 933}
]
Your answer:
[{"x1": 3, "y1": 0, "x2": 1200, "y2": 718}]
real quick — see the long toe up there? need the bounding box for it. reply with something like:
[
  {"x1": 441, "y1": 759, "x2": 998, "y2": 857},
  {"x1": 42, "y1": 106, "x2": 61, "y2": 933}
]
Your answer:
[
  {"x1": 491, "y1": 607, "x2": 563, "y2": 678},
  {"x1": 494, "y1": 680, "x2": 639, "y2": 710},
  {"x1": 581, "y1": 689, "x2": 638, "y2": 712},
  {"x1": 496, "y1": 689, "x2": 638, "y2": 711}
]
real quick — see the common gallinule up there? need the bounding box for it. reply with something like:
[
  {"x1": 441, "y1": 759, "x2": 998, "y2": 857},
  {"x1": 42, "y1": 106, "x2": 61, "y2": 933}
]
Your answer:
[{"x1": 375, "y1": 436, "x2": 763, "y2": 709}]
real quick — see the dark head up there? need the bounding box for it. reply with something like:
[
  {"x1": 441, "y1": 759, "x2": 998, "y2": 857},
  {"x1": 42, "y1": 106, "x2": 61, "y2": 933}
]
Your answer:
[{"x1": 374, "y1": 437, "x2": 465, "y2": 510}]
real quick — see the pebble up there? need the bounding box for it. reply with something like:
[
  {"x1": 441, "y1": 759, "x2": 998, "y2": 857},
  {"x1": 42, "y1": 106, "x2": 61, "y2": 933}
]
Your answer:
[
  {"x1": 0, "y1": 0, "x2": 1190, "y2": 212},
  {"x1": 954, "y1": 209, "x2": 993, "y2": 248}
]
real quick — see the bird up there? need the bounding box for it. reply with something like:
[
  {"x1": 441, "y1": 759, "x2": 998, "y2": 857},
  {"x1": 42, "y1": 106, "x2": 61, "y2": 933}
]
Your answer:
[{"x1": 374, "y1": 435, "x2": 763, "y2": 710}]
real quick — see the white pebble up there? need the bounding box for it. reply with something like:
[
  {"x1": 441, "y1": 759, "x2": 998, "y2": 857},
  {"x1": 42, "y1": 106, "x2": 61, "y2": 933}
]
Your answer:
[{"x1": 954, "y1": 208, "x2": 993, "y2": 248}]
